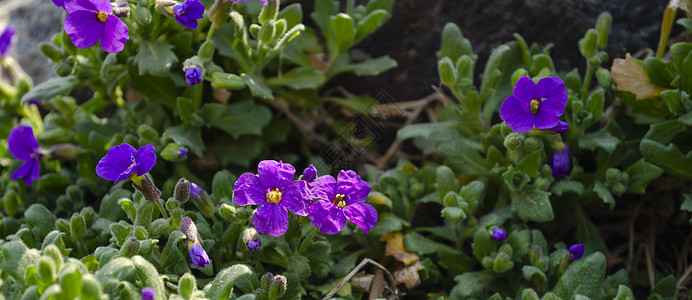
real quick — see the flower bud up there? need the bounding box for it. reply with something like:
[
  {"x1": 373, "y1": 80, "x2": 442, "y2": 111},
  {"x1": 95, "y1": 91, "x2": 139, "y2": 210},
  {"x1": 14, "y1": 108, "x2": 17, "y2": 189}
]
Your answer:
[
  {"x1": 442, "y1": 191, "x2": 461, "y2": 207},
  {"x1": 568, "y1": 243, "x2": 584, "y2": 261},
  {"x1": 529, "y1": 245, "x2": 542, "y2": 265},
  {"x1": 55, "y1": 218, "x2": 70, "y2": 233},
  {"x1": 259, "y1": 20, "x2": 276, "y2": 44},
  {"x1": 258, "y1": 0, "x2": 278, "y2": 25},
  {"x1": 180, "y1": 217, "x2": 203, "y2": 245},
  {"x1": 198, "y1": 40, "x2": 216, "y2": 59},
  {"x1": 150, "y1": 218, "x2": 170, "y2": 237},
  {"x1": 511, "y1": 70, "x2": 529, "y2": 87},
  {"x1": 612, "y1": 182, "x2": 626, "y2": 196},
  {"x1": 491, "y1": 228, "x2": 507, "y2": 242},
  {"x1": 166, "y1": 198, "x2": 181, "y2": 212},
  {"x1": 38, "y1": 256, "x2": 57, "y2": 284},
  {"x1": 438, "y1": 57, "x2": 457, "y2": 87},
  {"x1": 605, "y1": 168, "x2": 620, "y2": 183},
  {"x1": 161, "y1": 143, "x2": 187, "y2": 162},
  {"x1": 550, "y1": 146, "x2": 571, "y2": 178},
  {"x1": 81, "y1": 274, "x2": 104, "y2": 299},
  {"x1": 185, "y1": 66, "x2": 203, "y2": 85},
  {"x1": 189, "y1": 183, "x2": 202, "y2": 198},
  {"x1": 218, "y1": 203, "x2": 237, "y2": 223},
  {"x1": 534, "y1": 177, "x2": 550, "y2": 190},
  {"x1": 503, "y1": 133, "x2": 525, "y2": 151},
  {"x1": 40, "y1": 43, "x2": 62, "y2": 62},
  {"x1": 596, "y1": 68, "x2": 613, "y2": 88},
  {"x1": 579, "y1": 28, "x2": 598, "y2": 58},
  {"x1": 134, "y1": 226, "x2": 148, "y2": 240},
  {"x1": 367, "y1": 191, "x2": 393, "y2": 208},
  {"x1": 522, "y1": 288, "x2": 540, "y2": 300},
  {"x1": 620, "y1": 172, "x2": 629, "y2": 184},
  {"x1": 81, "y1": 207, "x2": 94, "y2": 227},
  {"x1": 536, "y1": 256, "x2": 549, "y2": 272},
  {"x1": 155, "y1": 0, "x2": 177, "y2": 17},
  {"x1": 550, "y1": 121, "x2": 569, "y2": 133},
  {"x1": 54, "y1": 58, "x2": 75, "y2": 76},
  {"x1": 43, "y1": 244, "x2": 63, "y2": 270},
  {"x1": 137, "y1": 124, "x2": 159, "y2": 143},
  {"x1": 588, "y1": 55, "x2": 602, "y2": 67},
  {"x1": 70, "y1": 213, "x2": 86, "y2": 240},
  {"x1": 499, "y1": 244, "x2": 513, "y2": 257},
  {"x1": 269, "y1": 275, "x2": 287, "y2": 300},
  {"x1": 188, "y1": 243, "x2": 210, "y2": 268},
  {"x1": 261, "y1": 272, "x2": 273, "y2": 290},
  {"x1": 174, "y1": 178, "x2": 191, "y2": 203},
  {"x1": 47, "y1": 144, "x2": 80, "y2": 160},
  {"x1": 542, "y1": 292, "x2": 559, "y2": 300},
  {"x1": 441, "y1": 207, "x2": 466, "y2": 223},
  {"x1": 134, "y1": 176, "x2": 162, "y2": 204},
  {"x1": 493, "y1": 252, "x2": 513, "y2": 273},
  {"x1": 111, "y1": 0, "x2": 130, "y2": 18},
  {"x1": 120, "y1": 238, "x2": 139, "y2": 258},
  {"x1": 171, "y1": 208, "x2": 184, "y2": 219},
  {"x1": 302, "y1": 164, "x2": 317, "y2": 182},
  {"x1": 192, "y1": 190, "x2": 216, "y2": 219},
  {"x1": 178, "y1": 272, "x2": 196, "y2": 297},
  {"x1": 141, "y1": 287, "x2": 155, "y2": 300},
  {"x1": 208, "y1": 0, "x2": 231, "y2": 28},
  {"x1": 456, "y1": 55, "x2": 474, "y2": 79},
  {"x1": 595, "y1": 12, "x2": 612, "y2": 50},
  {"x1": 523, "y1": 136, "x2": 543, "y2": 152},
  {"x1": 66, "y1": 185, "x2": 83, "y2": 204},
  {"x1": 178, "y1": 149, "x2": 188, "y2": 158},
  {"x1": 249, "y1": 24, "x2": 261, "y2": 39},
  {"x1": 210, "y1": 72, "x2": 245, "y2": 90},
  {"x1": 242, "y1": 227, "x2": 261, "y2": 251},
  {"x1": 482, "y1": 256, "x2": 494, "y2": 269}
]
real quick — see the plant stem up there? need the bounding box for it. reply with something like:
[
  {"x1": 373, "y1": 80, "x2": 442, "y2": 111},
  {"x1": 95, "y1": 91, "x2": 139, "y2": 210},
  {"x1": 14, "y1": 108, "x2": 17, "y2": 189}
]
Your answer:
[
  {"x1": 155, "y1": 199, "x2": 169, "y2": 219},
  {"x1": 206, "y1": 24, "x2": 216, "y2": 42},
  {"x1": 297, "y1": 227, "x2": 320, "y2": 255},
  {"x1": 582, "y1": 62, "x2": 595, "y2": 100}
]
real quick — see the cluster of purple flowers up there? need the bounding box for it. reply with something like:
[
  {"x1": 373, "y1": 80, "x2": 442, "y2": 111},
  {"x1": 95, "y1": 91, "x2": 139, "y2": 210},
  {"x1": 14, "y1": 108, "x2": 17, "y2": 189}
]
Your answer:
[
  {"x1": 233, "y1": 161, "x2": 378, "y2": 238},
  {"x1": 499, "y1": 76, "x2": 572, "y2": 177}
]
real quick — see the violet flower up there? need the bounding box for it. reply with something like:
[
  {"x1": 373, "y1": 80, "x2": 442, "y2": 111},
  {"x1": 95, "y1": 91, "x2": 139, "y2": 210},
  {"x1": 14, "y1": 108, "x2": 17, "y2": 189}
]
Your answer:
[
  {"x1": 26, "y1": 99, "x2": 43, "y2": 106},
  {"x1": 491, "y1": 228, "x2": 507, "y2": 242},
  {"x1": 95, "y1": 143, "x2": 156, "y2": 183},
  {"x1": 308, "y1": 170, "x2": 378, "y2": 235},
  {"x1": 551, "y1": 121, "x2": 569, "y2": 133},
  {"x1": 64, "y1": 0, "x2": 129, "y2": 53},
  {"x1": 500, "y1": 76, "x2": 568, "y2": 133},
  {"x1": 189, "y1": 243, "x2": 210, "y2": 268},
  {"x1": 8, "y1": 126, "x2": 42, "y2": 186},
  {"x1": 0, "y1": 26, "x2": 16, "y2": 57},
  {"x1": 189, "y1": 182, "x2": 201, "y2": 198},
  {"x1": 52, "y1": 0, "x2": 65, "y2": 8},
  {"x1": 302, "y1": 164, "x2": 316, "y2": 182},
  {"x1": 178, "y1": 148, "x2": 188, "y2": 157},
  {"x1": 173, "y1": 0, "x2": 205, "y2": 29},
  {"x1": 569, "y1": 243, "x2": 584, "y2": 260},
  {"x1": 230, "y1": 0, "x2": 268, "y2": 6},
  {"x1": 185, "y1": 66, "x2": 202, "y2": 85},
  {"x1": 233, "y1": 160, "x2": 310, "y2": 237},
  {"x1": 550, "y1": 146, "x2": 571, "y2": 177},
  {"x1": 141, "y1": 287, "x2": 155, "y2": 300}
]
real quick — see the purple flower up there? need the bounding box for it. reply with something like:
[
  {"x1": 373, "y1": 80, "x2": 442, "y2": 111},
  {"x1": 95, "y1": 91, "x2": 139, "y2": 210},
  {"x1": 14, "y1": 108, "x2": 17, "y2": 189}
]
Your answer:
[
  {"x1": 178, "y1": 148, "x2": 188, "y2": 157},
  {"x1": 141, "y1": 287, "x2": 155, "y2": 300},
  {"x1": 550, "y1": 146, "x2": 571, "y2": 177},
  {"x1": 308, "y1": 170, "x2": 378, "y2": 235},
  {"x1": 26, "y1": 99, "x2": 43, "y2": 106},
  {"x1": 173, "y1": 0, "x2": 205, "y2": 29},
  {"x1": 0, "y1": 26, "x2": 16, "y2": 57},
  {"x1": 491, "y1": 228, "x2": 506, "y2": 242},
  {"x1": 95, "y1": 143, "x2": 156, "y2": 183},
  {"x1": 233, "y1": 160, "x2": 310, "y2": 237},
  {"x1": 64, "y1": 0, "x2": 129, "y2": 53},
  {"x1": 188, "y1": 242, "x2": 210, "y2": 268},
  {"x1": 230, "y1": 0, "x2": 268, "y2": 6},
  {"x1": 303, "y1": 164, "x2": 316, "y2": 182},
  {"x1": 568, "y1": 243, "x2": 584, "y2": 260},
  {"x1": 500, "y1": 76, "x2": 568, "y2": 133},
  {"x1": 189, "y1": 182, "x2": 201, "y2": 198},
  {"x1": 185, "y1": 66, "x2": 202, "y2": 85},
  {"x1": 8, "y1": 126, "x2": 42, "y2": 186},
  {"x1": 52, "y1": 0, "x2": 65, "y2": 8},
  {"x1": 551, "y1": 121, "x2": 569, "y2": 133}
]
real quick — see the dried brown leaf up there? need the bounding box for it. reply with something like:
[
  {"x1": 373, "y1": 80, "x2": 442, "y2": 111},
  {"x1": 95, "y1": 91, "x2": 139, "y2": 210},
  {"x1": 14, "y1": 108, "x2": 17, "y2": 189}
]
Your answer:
[
  {"x1": 393, "y1": 262, "x2": 424, "y2": 289},
  {"x1": 611, "y1": 54, "x2": 666, "y2": 100},
  {"x1": 379, "y1": 232, "x2": 419, "y2": 266}
]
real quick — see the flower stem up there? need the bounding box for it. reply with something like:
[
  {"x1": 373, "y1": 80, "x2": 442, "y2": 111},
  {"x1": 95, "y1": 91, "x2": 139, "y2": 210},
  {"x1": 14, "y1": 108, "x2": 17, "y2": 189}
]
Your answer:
[
  {"x1": 582, "y1": 63, "x2": 595, "y2": 99},
  {"x1": 206, "y1": 24, "x2": 216, "y2": 42},
  {"x1": 155, "y1": 199, "x2": 169, "y2": 219},
  {"x1": 297, "y1": 227, "x2": 320, "y2": 255}
]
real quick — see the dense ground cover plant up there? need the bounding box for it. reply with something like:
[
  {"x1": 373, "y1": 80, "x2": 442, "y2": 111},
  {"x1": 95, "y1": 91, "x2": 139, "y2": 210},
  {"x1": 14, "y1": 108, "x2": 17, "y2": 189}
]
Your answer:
[{"x1": 1, "y1": 0, "x2": 692, "y2": 299}]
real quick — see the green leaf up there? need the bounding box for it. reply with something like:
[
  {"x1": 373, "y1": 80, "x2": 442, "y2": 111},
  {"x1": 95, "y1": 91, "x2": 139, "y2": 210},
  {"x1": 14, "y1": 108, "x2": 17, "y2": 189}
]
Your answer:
[
  {"x1": 680, "y1": 49, "x2": 692, "y2": 95},
  {"x1": 265, "y1": 67, "x2": 326, "y2": 89},
  {"x1": 202, "y1": 102, "x2": 272, "y2": 138},
  {"x1": 128, "y1": 63, "x2": 178, "y2": 109},
  {"x1": 651, "y1": 275, "x2": 677, "y2": 298},
  {"x1": 20, "y1": 76, "x2": 80, "y2": 105},
  {"x1": 323, "y1": 94, "x2": 376, "y2": 114},
  {"x1": 404, "y1": 232, "x2": 442, "y2": 255},
  {"x1": 451, "y1": 271, "x2": 491, "y2": 298},
  {"x1": 516, "y1": 151, "x2": 541, "y2": 178},
  {"x1": 593, "y1": 181, "x2": 615, "y2": 209},
  {"x1": 212, "y1": 170, "x2": 236, "y2": 201},
  {"x1": 471, "y1": 229, "x2": 494, "y2": 261},
  {"x1": 644, "y1": 119, "x2": 686, "y2": 144},
  {"x1": 554, "y1": 252, "x2": 607, "y2": 300},
  {"x1": 624, "y1": 159, "x2": 663, "y2": 194},
  {"x1": 241, "y1": 74, "x2": 273, "y2": 99},
  {"x1": 368, "y1": 214, "x2": 406, "y2": 236},
  {"x1": 587, "y1": 90, "x2": 605, "y2": 122},
  {"x1": 60, "y1": 266, "x2": 82, "y2": 299},
  {"x1": 677, "y1": 18, "x2": 692, "y2": 32},
  {"x1": 644, "y1": 57, "x2": 676, "y2": 88},
  {"x1": 640, "y1": 139, "x2": 692, "y2": 180},
  {"x1": 437, "y1": 23, "x2": 473, "y2": 62},
  {"x1": 133, "y1": 256, "x2": 166, "y2": 298},
  {"x1": 334, "y1": 55, "x2": 397, "y2": 76},
  {"x1": 177, "y1": 97, "x2": 195, "y2": 121},
  {"x1": 522, "y1": 266, "x2": 547, "y2": 287},
  {"x1": 435, "y1": 165, "x2": 458, "y2": 201},
  {"x1": 613, "y1": 285, "x2": 634, "y2": 300},
  {"x1": 366, "y1": 0, "x2": 394, "y2": 13},
  {"x1": 25, "y1": 204, "x2": 57, "y2": 241},
  {"x1": 134, "y1": 41, "x2": 178, "y2": 77},
  {"x1": 578, "y1": 131, "x2": 620, "y2": 153},
  {"x1": 278, "y1": 3, "x2": 303, "y2": 28},
  {"x1": 205, "y1": 264, "x2": 255, "y2": 300},
  {"x1": 162, "y1": 123, "x2": 205, "y2": 157},
  {"x1": 212, "y1": 138, "x2": 265, "y2": 167},
  {"x1": 551, "y1": 180, "x2": 585, "y2": 196},
  {"x1": 397, "y1": 122, "x2": 456, "y2": 141},
  {"x1": 330, "y1": 13, "x2": 355, "y2": 55},
  {"x1": 355, "y1": 9, "x2": 387, "y2": 42},
  {"x1": 661, "y1": 89, "x2": 688, "y2": 115},
  {"x1": 511, "y1": 187, "x2": 553, "y2": 222},
  {"x1": 682, "y1": 194, "x2": 692, "y2": 213}
]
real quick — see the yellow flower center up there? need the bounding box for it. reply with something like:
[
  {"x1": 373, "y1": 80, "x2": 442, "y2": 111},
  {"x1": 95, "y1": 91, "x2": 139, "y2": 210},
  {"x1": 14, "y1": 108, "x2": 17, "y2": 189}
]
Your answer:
[
  {"x1": 97, "y1": 11, "x2": 108, "y2": 23},
  {"x1": 530, "y1": 99, "x2": 541, "y2": 114},
  {"x1": 266, "y1": 189, "x2": 282, "y2": 204},
  {"x1": 333, "y1": 194, "x2": 346, "y2": 208}
]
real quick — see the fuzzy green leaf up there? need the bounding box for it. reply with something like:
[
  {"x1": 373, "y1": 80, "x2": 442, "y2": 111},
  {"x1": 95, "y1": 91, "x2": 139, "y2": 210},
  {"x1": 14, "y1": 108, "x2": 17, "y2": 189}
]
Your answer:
[
  {"x1": 202, "y1": 102, "x2": 272, "y2": 138},
  {"x1": 134, "y1": 41, "x2": 178, "y2": 77},
  {"x1": 511, "y1": 187, "x2": 553, "y2": 222}
]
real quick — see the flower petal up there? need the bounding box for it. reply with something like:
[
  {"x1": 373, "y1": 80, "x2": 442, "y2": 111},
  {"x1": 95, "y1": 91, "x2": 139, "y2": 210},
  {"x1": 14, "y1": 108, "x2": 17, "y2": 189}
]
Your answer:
[
  {"x1": 308, "y1": 200, "x2": 346, "y2": 235},
  {"x1": 535, "y1": 77, "x2": 568, "y2": 107},
  {"x1": 533, "y1": 99, "x2": 563, "y2": 129},
  {"x1": 11, "y1": 160, "x2": 34, "y2": 183},
  {"x1": 65, "y1": 10, "x2": 104, "y2": 49},
  {"x1": 310, "y1": 175, "x2": 336, "y2": 201},
  {"x1": 336, "y1": 170, "x2": 371, "y2": 205},
  {"x1": 134, "y1": 144, "x2": 156, "y2": 177},
  {"x1": 92, "y1": 0, "x2": 113, "y2": 13},
  {"x1": 29, "y1": 158, "x2": 41, "y2": 183},
  {"x1": 8, "y1": 125, "x2": 39, "y2": 161},
  {"x1": 258, "y1": 160, "x2": 295, "y2": 190},
  {"x1": 280, "y1": 180, "x2": 310, "y2": 216},
  {"x1": 252, "y1": 204, "x2": 289, "y2": 237},
  {"x1": 500, "y1": 96, "x2": 533, "y2": 133},
  {"x1": 100, "y1": 15, "x2": 129, "y2": 53},
  {"x1": 343, "y1": 202, "x2": 378, "y2": 234},
  {"x1": 233, "y1": 173, "x2": 268, "y2": 206},
  {"x1": 64, "y1": 0, "x2": 97, "y2": 14},
  {"x1": 513, "y1": 76, "x2": 536, "y2": 103},
  {"x1": 95, "y1": 143, "x2": 137, "y2": 182}
]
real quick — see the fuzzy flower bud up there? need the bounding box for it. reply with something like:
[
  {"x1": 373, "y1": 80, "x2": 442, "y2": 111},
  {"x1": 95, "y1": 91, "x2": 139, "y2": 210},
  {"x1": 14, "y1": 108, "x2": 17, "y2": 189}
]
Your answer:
[
  {"x1": 174, "y1": 178, "x2": 191, "y2": 203},
  {"x1": 523, "y1": 136, "x2": 543, "y2": 152},
  {"x1": 242, "y1": 227, "x2": 261, "y2": 251},
  {"x1": 185, "y1": 66, "x2": 202, "y2": 85},
  {"x1": 133, "y1": 176, "x2": 162, "y2": 204},
  {"x1": 569, "y1": 243, "x2": 584, "y2": 261},
  {"x1": 180, "y1": 217, "x2": 203, "y2": 245},
  {"x1": 120, "y1": 238, "x2": 139, "y2": 258},
  {"x1": 141, "y1": 287, "x2": 155, "y2": 300},
  {"x1": 302, "y1": 164, "x2": 316, "y2": 182},
  {"x1": 112, "y1": 0, "x2": 131, "y2": 18},
  {"x1": 550, "y1": 145, "x2": 571, "y2": 177},
  {"x1": 503, "y1": 133, "x2": 525, "y2": 151},
  {"x1": 491, "y1": 228, "x2": 507, "y2": 242},
  {"x1": 178, "y1": 148, "x2": 188, "y2": 157},
  {"x1": 269, "y1": 275, "x2": 287, "y2": 299},
  {"x1": 550, "y1": 121, "x2": 569, "y2": 133}
]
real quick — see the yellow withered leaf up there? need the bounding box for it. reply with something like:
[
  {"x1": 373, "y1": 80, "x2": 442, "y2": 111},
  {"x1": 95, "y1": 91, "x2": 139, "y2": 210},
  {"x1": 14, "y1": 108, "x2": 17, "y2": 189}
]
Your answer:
[
  {"x1": 611, "y1": 54, "x2": 666, "y2": 100},
  {"x1": 379, "y1": 232, "x2": 419, "y2": 266}
]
